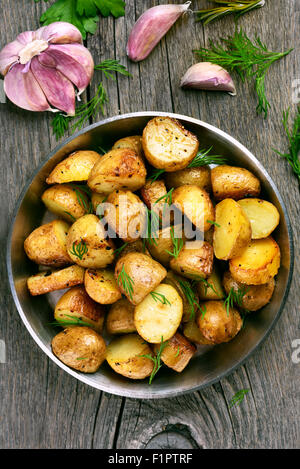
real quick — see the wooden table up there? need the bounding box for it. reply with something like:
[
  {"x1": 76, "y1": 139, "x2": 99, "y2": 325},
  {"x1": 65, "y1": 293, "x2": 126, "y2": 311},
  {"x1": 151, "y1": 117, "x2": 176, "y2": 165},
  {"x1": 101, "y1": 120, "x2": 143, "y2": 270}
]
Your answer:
[{"x1": 0, "y1": 0, "x2": 299, "y2": 449}]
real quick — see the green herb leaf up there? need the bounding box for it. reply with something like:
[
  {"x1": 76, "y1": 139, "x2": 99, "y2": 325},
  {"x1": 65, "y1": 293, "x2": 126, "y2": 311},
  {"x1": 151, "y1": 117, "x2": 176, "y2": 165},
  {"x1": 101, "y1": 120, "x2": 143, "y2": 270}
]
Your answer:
[
  {"x1": 164, "y1": 226, "x2": 184, "y2": 259},
  {"x1": 68, "y1": 240, "x2": 88, "y2": 260},
  {"x1": 69, "y1": 184, "x2": 93, "y2": 214},
  {"x1": 187, "y1": 147, "x2": 227, "y2": 167},
  {"x1": 154, "y1": 188, "x2": 174, "y2": 206},
  {"x1": 150, "y1": 291, "x2": 171, "y2": 306},
  {"x1": 113, "y1": 242, "x2": 129, "y2": 257},
  {"x1": 148, "y1": 169, "x2": 166, "y2": 183},
  {"x1": 207, "y1": 220, "x2": 220, "y2": 228},
  {"x1": 94, "y1": 59, "x2": 131, "y2": 79},
  {"x1": 196, "y1": 0, "x2": 265, "y2": 25},
  {"x1": 178, "y1": 279, "x2": 200, "y2": 321},
  {"x1": 224, "y1": 286, "x2": 250, "y2": 316},
  {"x1": 117, "y1": 265, "x2": 134, "y2": 300},
  {"x1": 48, "y1": 314, "x2": 91, "y2": 327},
  {"x1": 229, "y1": 388, "x2": 250, "y2": 408},
  {"x1": 140, "y1": 336, "x2": 168, "y2": 385}
]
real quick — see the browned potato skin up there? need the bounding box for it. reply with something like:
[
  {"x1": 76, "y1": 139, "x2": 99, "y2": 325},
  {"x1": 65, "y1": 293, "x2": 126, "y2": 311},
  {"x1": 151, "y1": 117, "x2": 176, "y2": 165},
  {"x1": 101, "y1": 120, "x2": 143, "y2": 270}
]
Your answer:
[
  {"x1": 223, "y1": 271, "x2": 275, "y2": 312},
  {"x1": 54, "y1": 286, "x2": 105, "y2": 333},
  {"x1": 106, "y1": 298, "x2": 136, "y2": 335},
  {"x1": 197, "y1": 266, "x2": 225, "y2": 300},
  {"x1": 42, "y1": 184, "x2": 88, "y2": 222},
  {"x1": 140, "y1": 179, "x2": 173, "y2": 226},
  {"x1": 154, "y1": 333, "x2": 196, "y2": 372},
  {"x1": 172, "y1": 185, "x2": 215, "y2": 232},
  {"x1": 24, "y1": 220, "x2": 71, "y2": 267},
  {"x1": 170, "y1": 241, "x2": 214, "y2": 280},
  {"x1": 46, "y1": 151, "x2": 101, "y2": 184},
  {"x1": 112, "y1": 135, "x2": 143, "y2": 156},
  {"x1": 84, "y1": 269, "x2": 122, "y2": 305},
  {"x1": 142, "y1": 117, "x2": 199, "y2": 172},
  {"x1": 211, "y1": 165, "x2": 261, "y2": 201},
  {"x1": 146, "y1": 225, "x2": 184, "y2": 267},
  {"x1": 197, "y1": 301, "x2": 242, "y2": 345},
  {"x1": 52, "y1": 326, "x2": 106, "y2": 373},
  {"x1": 27, "y1": 265, "x2": 84, "y2": 296},
  {"x1": 118, "y1": 239, "x2": 151, "y2": 259},
  {"x1": 114, "y1": 252, "x2": 167, "y2": 305},
  {"x1": 183, "y1": 316, "x2": 214, "y2": 345},
  {"x1": 91, "y1": 192, "x2": 107, "y2": 214},
  {"x1": 165, "y1": 166, "x2": 211, "y2": 192},
  {"x1": 164, "y1": 271, "x2": 199, "y2": 323}
]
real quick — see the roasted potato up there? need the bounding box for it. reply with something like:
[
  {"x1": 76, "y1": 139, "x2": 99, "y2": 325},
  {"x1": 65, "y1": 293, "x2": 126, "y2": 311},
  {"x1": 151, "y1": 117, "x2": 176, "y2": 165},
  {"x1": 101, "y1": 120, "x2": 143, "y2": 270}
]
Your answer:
[
  {"x1": 142, "y1": 117, "x2": 199, "y2": 172},
  {"x1": 104, "y1": 190, "x2": 147, "y2": 243},
  {"x1": 223, "y1": 271, "x2": 275, "y2": 311},
  {"x1": 146, "y1": 224, "x2": 184, "y2": 266},
  {"x1": 84, "y1": 269, "x2": 122, "y2": 304},
  {"x1": 52, "y1": 326, "x2": 106, "y2": 373},
  {"x1": 117, "y1": 239, "x2": 151, "y2": 259},
  {"x1": 153, "y1": 333, "x2": 196, "y2": 372},
  {"x1": 106, "y1": 298, "x2": 136, "y2": 335},
  {"x1": 197, "y1": 266, "x2": 225, "y2": 300},
  {"x1": 91, "y1": 192, "x2": 108, "y2": 214},
  {"x1": 197, "y1": 301, "x2": 242, "y2": 345},
  {"x1": 46, "y1": 151, "x2": 101, "y2": 184},
  {"x1": 134, "y1": 284, "x2": 183, "y2": 343},
  {"x1": 170, "y1": 241, "x2": 214, "y2": 280},
  {"x1": 140, "y1": 179, "x2": 173, "y2": 226},
  {"x1": 165, "y1": 166, "x2": 211, "y2": 192},
  {"x1": 114, "y1": 252, "x2": 167, "y2": 305},
  {"x1": 88, "y1": 148, "x2": 146, "y2": 194},
  {"x1": 213, "y1": 198, "x2": 252, "y2": 260},
  {"x1": 54, "y1": 286, "x2": 105, "y2": 333},
  {"x1": 41, "y1": 184, "x2": 89, "y2": 222},
  {"x1": 211, "y1": 165, "x2": 261, "y2": 201},
  {"x1": 237, "y1": 198, "x2": 280, "y2": 239},
  {"x1": 229, "y1": 237, "x2": 280, "y2": 285},
  {"x1": 112, "y1": 135, "x2": 143, "y2": 156},
  {"x1": 183, "y1": 317, "x2": 214, "y2": 345},
  {"x1": 24, "y1": 220, "x2": 71, "y2": 267},
  {"x1": 66, "y1": 214, "x2": 115, "y2": 268},
  {"x1": 106, "y1": 333, "x2": 154, "y2": 379},
  {"x1": 172, "y1": 185, "x2": 215, "y2": 232},
  {"x1": 27, "y1": 265, "x2": 84, "y2": 296},
  {"x1": 163, "y1": 271, "x2": 199, "y2": 323}
]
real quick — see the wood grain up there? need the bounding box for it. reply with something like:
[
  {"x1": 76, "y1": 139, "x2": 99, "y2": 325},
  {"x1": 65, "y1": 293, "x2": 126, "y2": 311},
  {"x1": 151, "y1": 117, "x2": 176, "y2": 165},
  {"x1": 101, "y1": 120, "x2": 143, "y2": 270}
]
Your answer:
[{"x1": 0, "y1": 0, "x2": 299, "y2": 449}]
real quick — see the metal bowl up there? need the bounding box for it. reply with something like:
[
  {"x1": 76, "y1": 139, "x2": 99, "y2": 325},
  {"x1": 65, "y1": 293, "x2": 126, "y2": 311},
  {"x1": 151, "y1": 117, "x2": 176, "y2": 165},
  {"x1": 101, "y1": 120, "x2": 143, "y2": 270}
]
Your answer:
[{"x1": 7, "y1": 112, "x2": 294, "y2": 399}]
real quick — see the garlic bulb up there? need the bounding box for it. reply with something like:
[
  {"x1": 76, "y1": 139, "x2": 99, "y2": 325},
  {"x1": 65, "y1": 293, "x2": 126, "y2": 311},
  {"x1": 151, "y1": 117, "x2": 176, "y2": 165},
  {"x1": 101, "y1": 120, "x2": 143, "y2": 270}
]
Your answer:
[
  {"x1": 181, "y1": 62, "x2": 236, "y2": 95},
  {"x1": 0, "y1": 22, "x2": 94, "y2": 116},
  {"x1": 127, "y1": 2, "x2": 191, "y2": 62}
]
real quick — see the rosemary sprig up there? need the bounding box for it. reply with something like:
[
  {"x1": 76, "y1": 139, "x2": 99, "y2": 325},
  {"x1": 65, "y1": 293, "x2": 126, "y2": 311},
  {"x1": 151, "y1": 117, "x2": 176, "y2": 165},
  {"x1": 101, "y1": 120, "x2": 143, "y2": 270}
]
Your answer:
[
  {"x1": 150, "y1": 291, "x2": 171, "y2": 306},
  {"x1": 187, "y1": 147, "x2": 227, "y2": 168},
  {"x1": 117, "y1": 265, "x2": 134, "y2": 300},
  {"x1": 140, "y1": 336, "x2": 168, "y2": 385},
  {"x1": 194, "y1": 29, "x2": 293, "y2": 118},
  {"x1": 229, "y1": 389, "x2": 250, "y2": 408},
  {"x1": 165, "y1": 226, "x2": 184, "y2": 259},
  {"x1": 196, "y1": 0, "x2": 265, "y2": 25},
  {"x1": 178, "y1": 279, "x2": 200, "y2": 321},
  {"x1": 49, "y1": 315, "x2": 91, "y2": 328},
  {"x1": 69, "y1": 240, "x2": 88, "y2": 260},
  {"x1": 273, "y1": 107, "x2": 300, "y2": 183},
  {"x1": 224, "y1": 286, "x2": 250, "y2": 316}
]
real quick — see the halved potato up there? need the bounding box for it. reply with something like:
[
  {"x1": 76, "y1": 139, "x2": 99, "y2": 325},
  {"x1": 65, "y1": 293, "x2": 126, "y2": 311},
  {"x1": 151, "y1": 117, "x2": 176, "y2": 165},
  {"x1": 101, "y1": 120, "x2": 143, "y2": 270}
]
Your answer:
[
  {"x1": 223, "y1": 271, "x2": 275, "y2": 311},
  {"x1": 197, "y1": 266, "x2": 225, "y2": 300},
  {"x1": 106, "y1": 298, "x2": 136, "y2": 335},
  {"x1": 213, "y1": 198, "x2": 252, "y2": 260},
  {"x1": 91, "y1": 192, "x2": 107, "y2": 214},
  {"x1": 27, "y1": 265, "x2": 84, "y2": 296},
  {"x1": 165, "y1": 166, "x2": 211, "y2": 192},
  {"x1": 153, "y1": 333, "x2": 196, "y2": 372},
  {"x1": 54, "y1": 286, "x2": 105, "y2": 333},
  {"x1": 172, "y1": 185, "x2": 215, "y2": 232},
  {"x1": 88, "y1": 148, "x2": 146, "y2": 194},
  {"x1": 197, "y1": 301, "x2": 242, "y2": 345},
  {"x1": 183, "y1": 317, "x2": 214, "y2": 345},
  {"x1": 229, "y1": 237, "x2": 280, "y2": 285},
  {"x1": 46, "y1": 151, "x2": 101, "y2": 184},
  {"x1": 134, "y1": 284, "x2": 183, "y2": 343},
  {"x1": 211, "y1": 165, "x2": 261, "y2": 201},
  {"x1": 170, "y1": 241, "x2": 214, "y2": 280},
  {"x1": 142, "y1": 117, "x2": 199, "y2": 172},
  {"x1": 237, "y1": 198, "x2": 280, "y2": 239},
  {"x1": 24, "y1": 220, "x2": 71, "y2": 267},
  {"x1": 114, "y1": 252, "x2": 167, "y2": 305},
  {"x1": 146, "y1": 224, "x2": 184, "y2": 266},
  {"x1": 112, "y1": 135, "x2": 143, "y2": 156},
  {"x1": 84, "y1": 269, "x2": 122, "y2": 304},
  {"x1": 42, "y1": 184, "x2": 89, "y2": 222},
  {"x1": 52, "y1": 326, "x2": 106, "y2": 373},
  {"x1": 163, "y1": 271, "x2": 199, "y2": 323},
  {"x1": 106, "y1": 333, "x2": 154, "y2": 379}
]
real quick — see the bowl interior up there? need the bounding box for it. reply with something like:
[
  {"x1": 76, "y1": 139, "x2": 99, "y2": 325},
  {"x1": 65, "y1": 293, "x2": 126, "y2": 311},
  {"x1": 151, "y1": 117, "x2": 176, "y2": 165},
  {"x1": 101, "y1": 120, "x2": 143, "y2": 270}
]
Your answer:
[{"x1": 7, "y1": 112, "x2": 293, "y2": 399}]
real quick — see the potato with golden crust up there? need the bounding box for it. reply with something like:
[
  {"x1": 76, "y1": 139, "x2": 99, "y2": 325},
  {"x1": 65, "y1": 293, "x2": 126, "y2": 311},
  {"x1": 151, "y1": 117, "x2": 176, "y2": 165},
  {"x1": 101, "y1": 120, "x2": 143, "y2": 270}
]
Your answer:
[
  {"x1": 41, "y1": 184, "x2": 89, "y2": 222},
  {"x1": 197, "y1": 301, "x2": 242, "y2": 345},
  {"x1": 140, "y1": 179, "x2": 173, "y2": 226},
  {"x1": 52, "y1": 326, "x2": 106, "y2": 373},
  {"x1": 223, "y1": 271, "x2": 275, "y2": 311},
  {"x1": 27, "y1": 265, "x2": 84, "y2": 296},
  {"x1": 106, "y1": 333, "x2": 154, "y2": 379},
  {"x1": 211, "y1": 165, "x2": 261, "y2": 201},
  {"x1": 134, "y1": 284, "x2": 183, "y2": 343},
  {"x1": 24, "y1": 220, "x2": 71, "y2": 267},
  {"x1": 112, "y1": 135, "x2": 143, "y2": 156},
  {"x1": 84, "y1": 269, "x2": 122, "y2": 305},
  {"x1": 115, "y1": 252, "x2": 167, "y2": 305},
  {"x1": 153, "y1": 333, "x2": 196, "y2": 372},
  {"x1": 237, "y1": 198, "x2": 280, "y2": 239},
  {"x1": 106, "y1": 298, "x2": 136, "y2": 335},
  {"x1": 229, "y1": 237, "x2": 280, "y2": 285},
  {"x1": 46, "y1": 151, "x2": 101, "y2": 184},
  {"x1": 117, "y1": 239, "x2": 151, "y2": 259},
  {"x1": 213, "y1": 198, "x2": 252, "y2": 260},
  {"x1": 197, "y1": 266, "x2": 225, "y2": 300},
  {"x1": 54, "y1": 286, "x2": 105, "y2": 333},
  {"x1": 183, "y1": 317, "x2": 214, "y2": 346},
  {"x1": 165, "y1": 166, "x2": 211, "y2": 192},
  {"x1": 105, "y1": 190, "x2": 147, "y2": 243},
  {"x1": 91, "y1": 192, "x2": 108, "y2": 214},
  {"x1": 172, "y1": 185, "x2": 215, "y2": 232},
  {"x1": 170, "y1": 241, "x2": 214, "y2": 280},
  {"x1": 142, "y1": 117, "x2": 199, "y2": 172},
  {"x1": 146, "y1": 225, "x2": 184, "y2": 267},
  {"x1": 66, "y1": 214, "x2": 115, "y2": 268},
  {"x1": 88, "y1": 148, "x2": 146, "y2": 194},
  {"x1": 163, "y1": 271, "x2": 199, "y2": 323}
]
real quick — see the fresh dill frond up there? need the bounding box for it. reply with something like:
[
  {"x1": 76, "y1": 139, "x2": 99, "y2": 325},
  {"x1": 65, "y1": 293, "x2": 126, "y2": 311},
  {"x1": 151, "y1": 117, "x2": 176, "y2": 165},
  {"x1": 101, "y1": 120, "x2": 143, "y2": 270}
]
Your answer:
[
  {"x1": 144, "y1": 209, "x2": 160, "y2": 247},
  {"x1": 207, "y1": 220, "x2": 221, "y2": 228},
  {"x1": 48, "y1": 315, "x2": 91, "y2": 328},
  {"x1": 69, "y1": 240, "x2": 88, "y2": 260},
  {"x1": 94, "y1": 59, "x2": 132, "y2": 80},
  {"x1": 229, "y1": 388, "x2": 250, "y2": 408},
  {"x1": 150, "y1": 291, "x2": 171, "y2": 306},
  {"x1": 178, "y1": 279, "x2": 200, "y2": 321},
  {"x1": 113, "y1": 242, "x2": 130, "y2": 257},
  {"x1": 197, "y1": 277, "x2": 220, "y2": 298},
  {"x1": 165, "y1": 226, "x2": 184, "y2": 259},
  {"x1": 148, "y1": 168, "x2": 166, "y2": 183},
  {"x1": 154, "y1": 188, "x2": 174, "y2": 206},
  {"x1": 196, "y1": 0, "x2": 265, "y2": 25},
  {"x1": 187, "y1": 147, "x2": 227, "y2": 168},
  {"x1": 51, "y1": 113, "x2": 71, "y2": 140},
  {"x1": 117, "y1": 265, "x2": 134, "y2": 300},
  {"x1": 224, "y1": 286, "x2": 250, "y2": 316},
  {"x1": 69, "y1": 184, "x2": 93, "y2": 214},
  {"x1": 140, "y1": 336, "x2": 168, "y2": 385}
]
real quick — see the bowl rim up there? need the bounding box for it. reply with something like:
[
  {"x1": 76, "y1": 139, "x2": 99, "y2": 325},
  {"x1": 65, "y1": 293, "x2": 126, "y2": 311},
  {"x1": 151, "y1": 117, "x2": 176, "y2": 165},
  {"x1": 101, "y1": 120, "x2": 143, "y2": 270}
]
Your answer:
[{"x1": 6, "y1": 111, "x2": 294, "y2": 399}]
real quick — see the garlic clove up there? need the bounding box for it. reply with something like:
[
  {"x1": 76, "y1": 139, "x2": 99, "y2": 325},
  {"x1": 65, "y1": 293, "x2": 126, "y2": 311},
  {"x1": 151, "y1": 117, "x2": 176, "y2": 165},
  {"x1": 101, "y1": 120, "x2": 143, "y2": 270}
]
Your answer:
[
  {"x1": 36, "y1": 22, "x2": 83, "y2": 45},
  {"x1": 4, "y1": 63, "x2": 51, "y2": 112},
  {"x1": 127, "y1": 2, "x2": 191, "y2": 62},
  {"x1": 51, "y1": 44, "x2": 95, "y2": 84},
  {"x1": 30, "y1": 57, "x2": 76, "y2": 116},
  {"x1": 0, "y1": 40, "x2": 24, "y2": 75},
  {"x1": 16, "y1": 31, "x2": 36, "y2": 46},
  {"x1": 181, "y1": 62, "x2": 236, "y2": 95}
]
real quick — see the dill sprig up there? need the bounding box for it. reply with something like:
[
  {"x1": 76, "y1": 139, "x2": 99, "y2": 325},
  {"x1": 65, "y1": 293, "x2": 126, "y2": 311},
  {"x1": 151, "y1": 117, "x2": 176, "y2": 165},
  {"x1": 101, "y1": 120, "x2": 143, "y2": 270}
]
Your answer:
[
  {"x1": 165, "y1": 226, "x2": 184, "y2": 259},
  {"x1": 273, "y1": 107, "x2": 300, "y2": 183},
  {"x1": 229, "y1": 389, "x2": 250, "y2": 408},
  {"x1": 178, "y1": 279, "x2": 200, "y2": 321},
  {"x1": 49, "y1": 315, "x2": 91, "y2": 328},
  {"x1": 148, "y1": 168, "x2": 166, "y2": 183},
  {"x1": 114, "y1": 242, "x2": 130, "y2": 257},
  {"x1": 197, "y1": 277, "x2": 220, "y2": 298},
  {"x1": 69, "y1": 184, "x2": 93, "y2": 214},
  {"x1": 94, "y1": 59, "x2": 131, "y2": 80},
  {"x1": 207, "y1": 220, "x2": 221, "y2": 228},
  {"x1": 154, "y1": 188, "x2": 174, "y2": 206},
  {"x1": 140, "y1": 336, "x2": 168, "y2": 385},
  {"x1": 117, "y1": 265, "x2": 134, "y2": 300},
  {"x1": 194, "y1": 29, "x2": 293, "y2": 118},
  {"x1": 150, "y1": 291, "x2": 171, "y2": 306},
  {"x1": 69, "y1": 240, "x2": 88, "y2": 260},
  {"x1": 187, "y1": 147, "x2": 227, "y2": 168},
  {"x1": 224, "y1": 286, "x2": 249, "y2": 316},
  {"x1": 199, "y1": 304, "x2": 207, "y2": 319},
  {"x1": 144, "y1": 209, "x2": 160, "y2": 247},
  {"x1": 196, "y1": 0, "x2": 265, "y2": 25}
]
